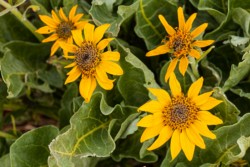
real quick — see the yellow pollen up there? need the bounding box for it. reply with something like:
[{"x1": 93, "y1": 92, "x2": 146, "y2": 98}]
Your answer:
[
  {"x1": 163, "y1": 94, "x2": 198, "y2": 131},
  {"x1": 168, "y1": 29, "x2": 192, "y2": 58},
  {"x1": 56, "y1": 21, "x2": 75, "y2": 39},
  {"x1": 75, "y1": 41, "x2": 101, "y2": 77}
]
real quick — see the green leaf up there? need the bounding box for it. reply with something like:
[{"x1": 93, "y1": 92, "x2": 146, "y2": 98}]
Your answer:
[
  {"x1": 0, "y1": 13, "x2": 37, "y2": 43},
  {"x1": 59, "y1": 83, "x2": 79, "y2": 128},
  {"x1": 114, "y1": 39, "x2": 159, "y2": 106},
  {"x1": 30, "y1": 0, "x2": 51, "y2": 15},
  {"x1": 211, "y1": 88, "x2": 240, "y2": 125},
  {"x1": 232, "y1": 8, "x2": 250, "y2": 36},
  {"x1": 49, "y1": 93, "x2": 135, "y2": 167},
  {"x1": 111, "y1": 131, "x2": 158, "y2": 163},
  {"x1": 10, "y1": 126, "x2": 59, "y2": 167},
  {"x1": 222, "y1": 48, "x2": 250, "y2": 92},
  {"x1": 89, "y1": 0, "x2": 139, "y2": 37},
  {"x1": 0, "y1": 154, "x2": 10, "y2": 167},
  {"x1": 0, "y1": 41, "x2": 53, "y2": 98},
  {"x1": 230, "y1": 88, "x2": 250, "y2": 100},
  {"x1": 134, "y1": 0, "x2": 178, "y2": 50},
  {"x1": 200, "y1": 58, "x2": 222, "y2": 87},
  {"x1": 199, "y1": 0, "x2": 250, "y2": 40}
]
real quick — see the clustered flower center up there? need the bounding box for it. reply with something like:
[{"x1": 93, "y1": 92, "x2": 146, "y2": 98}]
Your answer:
[
  {"x1": 56, "y1": 21, "x2": 75, "y2": 39},
  {"x1": 162, "y1": 94, "x2": 199, "y2": 131},
  {"x1": 75, "y1": 41, "x2": 101, "y2": 77},
  {"x1": 168, "y1": 29, "x2": 192, "y2": 58}
]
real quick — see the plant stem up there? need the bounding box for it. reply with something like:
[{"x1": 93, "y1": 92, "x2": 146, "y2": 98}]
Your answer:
[{"x1": 0, "y1": 0, "x2": 44, "y2": 42}]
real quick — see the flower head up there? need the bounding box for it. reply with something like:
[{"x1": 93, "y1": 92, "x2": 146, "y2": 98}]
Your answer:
[
  {"x1": 137, "y1": 74, "x2": 223, "y2": 161},
  {"x1": 36, "y1": 5, "x2": 87, "y2": 56},
  {"x1": 146, "y1": 7, "x2": 214, "y2": 81},
  {"x1": 60, "y1": 23, "x2": 123, "y2": 102}
]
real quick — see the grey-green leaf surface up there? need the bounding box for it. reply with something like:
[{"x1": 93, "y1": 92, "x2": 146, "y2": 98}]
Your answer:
[{"x1": 10, "y1": 126, "x2": 59, "y2": 167}]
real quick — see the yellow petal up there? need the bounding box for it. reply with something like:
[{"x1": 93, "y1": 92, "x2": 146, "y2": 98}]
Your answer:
[
  {"x1": 59, "y1": 8, "x2": 68, "y2": 21},
  {"x1": 187, "y1": 77, "x2": 203, "y2": 99},
  {"x1": 199, "y1": 97, "x2": 222, "y2": 110},
  {"x1": 72, "y1": 29, "x2": 83, "y2": 46},
  {"x1": 64, "y1": 55, "x2": 76, "y2": 59},
  {"x1": 69, "y1": 5, "x2": 77, "y2": 20},
  {"x1": 75, "y1": 21, "x2": 87, "y2": 30},
  {"x1": 193, "y1": 91, "x2": 213, "y2": 106},
  {"x1": 186, "y1": 127, "x2": 205, "y2": 149},
  {"x1": 72, "y1": 14, "x2": 84, "y2": 23},
  {"x1": 198, "y1": 111, "x2": 223, "y2": 125},
  {"x1": 185, "y1": 13, "x2": 197, "y2": 32},
  {"x1": 137, "y1": 113, "x2": 163, "y2": 128},
  {"x1": 67, "y1": 66, "x2": 79, "y2": 75},
  {"x1": 146, "y1": 44, "x2": 170, "y2": 57},
  {"x1": 64, "y1": 67, "x2": 81, "y2": 84},
  {"x1": 170, "y1": 130, "x2": 181, "y2": 160},
  {"x1": 180, "y1": 130, "x2": 195, "y2": 161},
  {"x1": 59, "y1": 42, "x2": 78, "y2": 53},
  {"x1": 39, "y1": 15, "x2": 58, "y2": 28},
  {"x1": 169, "y1": 73, "x2": 182, "y2": 97},
  {"x1": 65, "y1": 62, "x2": 77, "y2": 68},
  {"x1": 101, "y1": 51, "x2": 120, "y2": 61},
  {"x1": 79, "y1": 76, "x2": 96, "y2": 103},
  {"x1": 177, "y1": 7, "x2": 185, "y2": 30},
  {"x1": 138, "y1": 100, "x2": 164, "y2": 113},
  {"x1": 147, "y1": 126, "x2": 173, "y2": 150},
  {"x1": 192, "y1": 120, "x2": 216, "y2": 139},
  {"x1": 100, "y1": 61, "x2": 123, "y2": 75},
  {"x1": 94, "y1": 24, "x2": 110, "y2": 44},
  {"x1": 97, "y1": 38, "x2": 114, "y2": 50},
  {"x1": 191, "y1": 23, "x2": 208, "y2": 39},
  {"x1": 192, "y1": 40, "x2": 214, "y2": 48},
  {"x1": 96, "y1": 65, "x2": 112, "y2": 82},
  {"x1": 50, "y1": 40, "x2": 60, "y2": 56},
  {"x1": 147, "y1": 88, "x2": 171, "y2": 104},
  {"x1": 140, "y1": 124, "x2": 164, "y2": 142},
  {"x1": 84, "y1": 23, "x2": 95, "y2": 42},
  {"x1": 165, "y1": 58, "x2": 178, "y2": 82},
  {"x1": 189, "y1": 49, "x2": 201, "y2": 59},
  {"x1": 158, "y1": 15, "x2": 176, "y2": 35},
  {"x1": 42, "y1": 34, "x2": 58, "y2": 42},
  {"x1": 179, "y1": 56, "x2": 189, "y2": 76},
  {"x1": 36, "y1": 26, "x2": 55, "y2": 34},
  {"x1": 95, "y1": 67, "x2": 114, "y2": 90},
  {"x1": 51, "y1": 10, "x2": 60, "y2": 24}
]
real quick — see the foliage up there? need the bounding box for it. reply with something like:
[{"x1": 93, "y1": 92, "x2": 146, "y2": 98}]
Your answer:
[{"x1": 0, "y1": 0, "x2": 250, "y2": 166}]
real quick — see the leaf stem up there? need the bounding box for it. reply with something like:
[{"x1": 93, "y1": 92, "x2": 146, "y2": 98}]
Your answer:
[{"x1": 0, "y1": 0, "x2": 44, "y2": 42}]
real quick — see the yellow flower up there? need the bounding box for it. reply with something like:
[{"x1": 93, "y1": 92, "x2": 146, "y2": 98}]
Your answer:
[
  {"x1": 137, "y1": 74, "x2": 223, "y2": 161},
  {"x1": 59, "y1": 23, "x2": 123, "y2": 102},
  {"x1": 146, "y1": 7, "x2": 214, "y2": 81},
  {"x1": 36, "y1": 5, "x2": 87, "y2": 56}
]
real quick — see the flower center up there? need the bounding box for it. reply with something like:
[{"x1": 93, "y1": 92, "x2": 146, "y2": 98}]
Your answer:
[
  {"x1": 168, "y1": 29, "x2": 192, "y2": 58},
  {"x1": 163, "y1": 94, "x2": 199, "y2": 131},
  {"x1": 75, "y1": 41, "x2": 101, "y2": 77},
  {"x1": 56, "y1": 21, "x2": 75, "y2": 39}
]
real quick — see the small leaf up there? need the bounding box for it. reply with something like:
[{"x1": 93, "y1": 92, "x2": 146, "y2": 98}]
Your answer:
[
  {"x1": 89, "y1": 0, "x2": 139, "y2": 37},
  {"x1": 232, "y1": 8, "x2": 250, "y2": 36},
  {"x1": 222, "y1": 48, "x2": 250, "y2": 92},
  {"x1": 10, "y1": 126, "x2": 59, "y2": 167}
]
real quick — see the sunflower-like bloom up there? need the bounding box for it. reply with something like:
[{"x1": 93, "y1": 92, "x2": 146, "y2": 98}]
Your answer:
[
  {"x1": 146, "y1": 7, "x2": 214, "y2": 81},
  {"x1": 59, "y1": 23, "x2": 123, "y2": 102},
  {"x1": 36, "y1": 5, "x2": 87, "y2": 56},
  {"x1": 137, "y1": 74, "x2": 223, "y2": 161}
]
